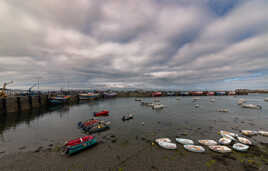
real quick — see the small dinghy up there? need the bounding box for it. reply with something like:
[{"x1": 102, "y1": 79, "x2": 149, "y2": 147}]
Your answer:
[
  {"x1": 217, "y1": 109, "x2": 229, "y2": 112},
  {"x1": 233, "y1": 143, "x2": 249, "y2": 152},
  {"x1": 194, "y1": 104, "x2": 200, "y2": 108},
  {"x1": 152, "y1": 104, "x2": 165, "y2": 109},
  {"x1": 241, "y1": 130, "x2": 258, "y2": 136},
  {"x1": 237, "y1": 98, "x2": 246, "y2": 105},
  {"x1": 209, "y1": 145, "x2": 232, "y2": 153},
  {"x1": 175, "y1": 138, "x2": 194, "y2": 145},
  {"x1": 86, "y1": 122, "x2": 111, "y2": 134},
  {"x1": 220, "y1": 130, "x2": 237, "y2": 138},
  {"x1": 237, "y1": 137, "x2": 252, "y2": 145},
  {"x1": 198, "y1": 140, "x2": 217, "y2": 146},
  {"x1": 158, "y1": 142, "x2": 177, "y2": 150},
  {"x1": 64, "y1": 136, "x2": 97, "y2": 155},
  {"x1": 259, "y1": 131, "x2": 268, "y2": 136},
  {"x1": 210, "y1": 99, "x2": 216, "y2": 102},
  {"x1": 94, "y1": 110, "x2": 109, "y2": 117},
  {"x1": 64, "y1": 135, "x2": 94, "y2": 147},
  {"x1": 155, "y1": 138, "x2": 171, "y2": 144},
  {"x1": 241, "y1": 104, "x2": 262, "y2": 110},
  {"x1": 122, "y1": 114, "x2": 133, "y2": 121},
  {"x1": 192, "y1": 97, "x2": 200, "y2": 102},
  {"x1": 218, "y1": 137, "x2": 232, "y2": 145},
  {"x1": 184, "y1": 145, "x2": 205, "y2": 153}
]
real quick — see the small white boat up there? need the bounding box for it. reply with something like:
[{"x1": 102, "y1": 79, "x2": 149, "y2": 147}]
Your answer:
[
  {"x1": 184, "y1": 145, "x2": 205, "y2": 153},
  {"x1": 152, "y1": 104, "x2": 165, "y2": 109},
  {"x1": 155, "y1": 138, "x2": 171, "y2": 144},
  {"x1": 217, "y1": 109, "x2": 229, "y2": 112},
  {"x1": 209, "y1": 145, "x2": 232, "y2": 153},
  {"x1": 135, "y1": 98, "x2": 143, "y2": 101},
  {"x1": 158, "y1": 142, "x2": 177, "y2": 150},
  {"x1": 241, "y1": 104, "x2": 262, "y2": 110},
  {"x1": 237, "y1": 98, "x2": 246, "y2": 105},
  {"x1": 192, "y1": 97, "x2": 200, "y2": 101},
  {"x1": 175, "y1": 138, "x2": 194, "y2": 145},
  {"x1": 264, "y1": 98, "x2": 268, "y2": 102},
  {"x1": 222, "y1": 134, "x2": 236, "y2": 141},
  {"x1": 237, "y1": 137, "x2": 252, "y2": 145},
  {"x1": 241, "y1": 130, "x2": 258, "y2": 136},
  {"x1": 233, "y1": 143, "x2": 249, "y2": 152},
  {"x1": 176, "y1": 97, "x2": 180, "y2": 100},
  {"x1": 220, "y1": 130, "x2": 237, "y2": 138},
  {"x1": 210, "y1": 99, "x2": 216, "y2": 102},
  {"x1": 198, "y1": 140, "x2": 217, "y2": 146},
  {"x1": 194, "y1": 104, "x2": 200, "y2": 108},
  {"x1": 218, "y1": 138, "x2": 232, "y2": 145},
  {"x1": 259, "y1": 131, "x2": 268, "y2": 137}
]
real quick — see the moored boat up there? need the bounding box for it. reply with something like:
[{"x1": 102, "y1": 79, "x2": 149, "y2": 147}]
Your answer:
[
  {"x1": 184, "y1": 145, "x2": 205, "y2": 153},
  {"x1": 152, "y1": 92, "x2": 162, "y2": 97},
  {"x1": 94, "y1": 110, "x2": 109, "y2": 117},
  {"x1": 209, "y1": 145, "x2": 232, "y2": 153},
  {"x1": 64, "y1": 136, "x2": 97, "y2": 155}
]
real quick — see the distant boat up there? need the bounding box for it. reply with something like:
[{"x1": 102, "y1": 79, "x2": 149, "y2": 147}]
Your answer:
[
  {"x1": 167, "y1": 92, "x2": 176, "y2": 96},
  {"x1": 152, "y1": 92, "x2": 162, "y2": 97},
  {"x1": 228, "y1": 91, "x2": 236, "y2": 95},
  {"x1": 180, "y1": 91, "x2": 189, "y2": 96},
  {"x1": 215, "y1": 91, "x2": 226, "y2": 96},
  {"x1": 49, "y1": 95, "x2": 71, "y2": 105},
  {"x1": 103, "y1": 92, "x2": 117, "y2": 98},
  {"x1": 190, "y1": 91, "x2": 203, "y2": 96},
  {"x1": 207, "y1": 92, "x2": 215, "y2": 96},
  {"x1": 79, "y1": 93, "x2": 100, "y2": 100}
]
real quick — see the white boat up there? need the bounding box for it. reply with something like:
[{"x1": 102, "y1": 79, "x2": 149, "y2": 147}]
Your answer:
[
  {"x1": 209, "y1": 145, "x2": 232, "y2": 153},
  {"x1": 194, "y1": 104, "x2": 200, "y2": 108},
  {"x1": 237, "y1": 137, "x2": 252, "y2": 145},
  {"x1": 192, "y1": 97, "x2": 200, "y2": 101},
  {"x1": 155, "y1": 138, "x2": 171, "y2": 144},
  {"x1": 210, "y1": 99, "x2": 216, "y2": 102},
  {"x1": 237, "y1": 98, "x2": 246, "y2": 105},
  {"x1": 152, "y1": 104, "x2": 165, "y2": 109},
  {"x1": 241, "y1": 104, "x2": 262, "y2": 110},
  {"x1": 135, "y1": 98, "x2": 143, "y2": 101},
  {"x1": 158, "y1": 142, "x2": 177, "y2": 150},
  {"x1": 198, "y1": 140, "x2": 217, "y2": 146},
  {"x1": 217, "y1": 109, "x2": 229, "y2": 112},
  {"x1": 233, "y1": 143, "x2": 249, "y2": 152},
  {"x1": 259, "y1": 131, "x2": 268, "y2": 136},
  {"x1": 175, "y1": 138, "x2": 194, "y2": 145},
  {"x1": 79, "y1": 93, "x2": 99, "y2": 100},
  {"x1": 184, "y1": 145, "x2": 205, "y2": 153},
  {"x1": 220, "y1": 130, "x2": 237, "y2": 138},
  {"x1": 218, "y1": 138, "x2": 232, "y2": 145},
  {"x1": 264, "y1": 98, "x2": 268, "y2": 102},
  {"x1": 241, "y1": 130, "x2": 258, "y2": 136}
]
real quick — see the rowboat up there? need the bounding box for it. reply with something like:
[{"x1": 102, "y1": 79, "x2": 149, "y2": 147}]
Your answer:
[
  {"x1": 158, "y1": 142, "x2": 177, "y2": 150},
  {"x1": 209, "y1": 145, "x2": 232, "y2": 153},
  {"x1": 259, "y1": 131, "x2": 268, "y2": 136},
  {"x1": 176, "y1": 138, "x2": 194, "y2": 145},
  {"x1": 218, "y1": 138, "x2": 232, "y2": 145},
  {"x1": 184, "y1": 145, "x2": 205, "y2": 153},
  {"x1": 64, "y1": 136, "x2": 97, "y2": 155},
  {"x1": 241, "y1": 104, "x2": 262, "y2": 110},
  {"x1": 237, "y1": 137, "x2": 252, "y2": 145},
  {"x1": 233, "y1": 143, "x2": 249, "y2": 152},
  {"x1": 155, "y1": 138, "x2": 171, "y2": 144},
  {"x1": 94, "y1": 110, "x2": 109, "y2": 117},
  {"x1": 198, "y1": 140, "x2": 217, "y2": 146},
  {"x1": 241, "y1": 130, "x2": 258, "y2": 136}
]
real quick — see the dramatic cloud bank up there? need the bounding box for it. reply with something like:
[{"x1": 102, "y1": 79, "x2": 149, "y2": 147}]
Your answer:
[{"x1": 0, "y1": 0, "x2": 268, "y2": 90}]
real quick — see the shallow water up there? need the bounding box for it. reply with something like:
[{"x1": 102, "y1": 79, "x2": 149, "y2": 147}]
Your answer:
[{"x1": 1, "y1": 94, "x2": 268, "y2": 155}]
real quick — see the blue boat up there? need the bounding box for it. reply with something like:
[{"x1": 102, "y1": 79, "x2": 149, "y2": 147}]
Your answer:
[
  {"x1": 215, "y1": 92, "x2": 226, "y2": 96},
  {"x1": 65, "y1": 137, "x2": 97, "y2": 155}
]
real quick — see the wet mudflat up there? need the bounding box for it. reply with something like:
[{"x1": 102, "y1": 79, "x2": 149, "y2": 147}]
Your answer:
[{"x1": 0, "y1": 94, "x2": 268, "y2": 170}]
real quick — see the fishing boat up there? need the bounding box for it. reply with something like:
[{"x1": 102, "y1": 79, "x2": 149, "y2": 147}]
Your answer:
[
  {"x1": 64, "y1": 136, "x2": 97, "y2": 155},
  {"x1": 48, "y1": 95, "x2": 71, "y2": 105},
  {"x1": 215, "y1": 91, "x2": 226, "y2": 96},
  {"x1": 190, "y1": 91, "x2": 203, "y2": 96},
  {"x1": 152, "y1": 92, "x2": 162, "y2": 97},
  {"x1": 79, "y1": 93, "x2": 100, "y2": 100},
  {"x1": 94, "y1": 110, "x2": 109, "y2": 117},
  {"x1": 103, "y1": 92, "x2": 117, "y2": 98},
  {"x1": 207, "y1": 92, "x2": 215, "y2": 96}
]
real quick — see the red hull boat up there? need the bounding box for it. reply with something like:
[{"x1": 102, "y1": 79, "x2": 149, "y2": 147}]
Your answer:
[
  {"x1": 94, "y1": 110, "x2": 109, "y2": 117},
  {"x1": 83, "y1": 119, "x2": 99, "y2": 126},
  {"x1": 64, "y1": 135, "x2": 94, "y2": 147}
]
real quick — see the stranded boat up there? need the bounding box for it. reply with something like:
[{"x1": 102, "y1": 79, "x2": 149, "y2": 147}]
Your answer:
[
  {"x1": 94, "y1": 110, "x2": 109, "y2": 117},
  {"x1": 122, "y1": 114, "x2": 133, "y2": 121},
  {"x1": 184, "y1": 145, "x2": 205, "y2": 153},
  {"x1": 64, "y1": 135, "x2": 97, "y2": 155}
]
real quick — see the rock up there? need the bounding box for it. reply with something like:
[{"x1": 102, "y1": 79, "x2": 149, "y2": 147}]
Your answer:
[{"x1": 0, "y1": 150, "x2": 5, "y2": 154}]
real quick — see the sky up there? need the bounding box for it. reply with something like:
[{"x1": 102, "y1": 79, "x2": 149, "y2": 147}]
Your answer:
[{"x1": 0, "y1": 0, "x2": 268, "y2": 90}]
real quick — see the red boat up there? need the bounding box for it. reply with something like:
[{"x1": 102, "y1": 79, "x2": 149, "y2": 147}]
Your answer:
[
  {"x1": 94, "y1": 110, "x2": 109, "y2": 117},
  {"x1": 152, "y1": 92, "x2": 162, "y2": 97},
  {"x1": 83, "y1": 119, "x2": 99, "y2": 126},
  {"x1": 64, "y1": 135, "x2": 94, "y2": 147},
  {"x1": 207, "y1": 92, "x2": 215, "y2": 96}
]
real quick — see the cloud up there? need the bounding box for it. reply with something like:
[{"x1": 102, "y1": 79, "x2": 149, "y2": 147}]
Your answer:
[{"x1": 0, "y1": 0, "x2": 268, "y2": 90}]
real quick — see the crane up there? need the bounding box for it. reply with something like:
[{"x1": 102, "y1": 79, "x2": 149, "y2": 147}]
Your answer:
[
  {"x1": 0, "y1": 81, "x2": 14, "y2": 97},
  {"x1": 28, "y1": 83, "x2": 37, "y2": 96}
]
